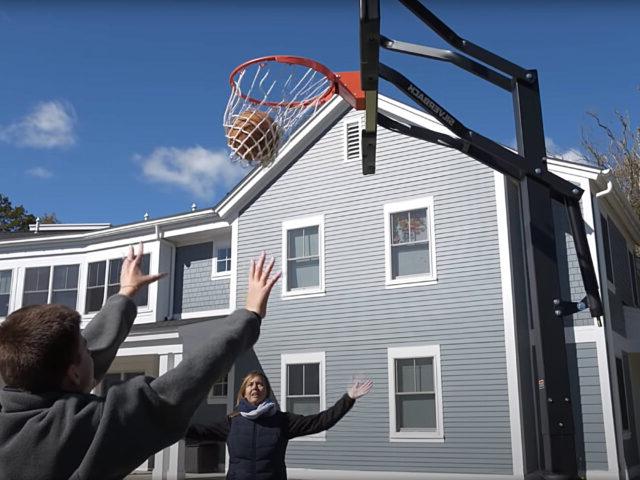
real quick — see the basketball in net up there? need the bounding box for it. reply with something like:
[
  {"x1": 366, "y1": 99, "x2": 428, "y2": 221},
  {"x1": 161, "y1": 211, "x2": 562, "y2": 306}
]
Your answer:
[
  {"x1": 226, "y1": 109, "x2": 280, "y2": 163},
  {"x1": 223, "y1": 56, "x2": 339, "y2": 167}
]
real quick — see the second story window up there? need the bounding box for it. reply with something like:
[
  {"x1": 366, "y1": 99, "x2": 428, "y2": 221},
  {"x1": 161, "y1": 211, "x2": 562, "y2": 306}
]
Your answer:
[
  {"x1": 23, "y1": 265, "x2": 79, "y2": 309},
  {"x1": 384, "y1": 198, "x2": 437, "y2": 286},
  {"x1": 0, "y1": 270, "x2": 12, "y2": 317},
  {"x1": 85, "y1": 255, "x2": 150, "y2": 313},
  {"x1": 282, "y1": 215, "x2": 325, "y2": 297},
  {"x1": 214, "y1": 246, "x2": 232, "y2": 275}
]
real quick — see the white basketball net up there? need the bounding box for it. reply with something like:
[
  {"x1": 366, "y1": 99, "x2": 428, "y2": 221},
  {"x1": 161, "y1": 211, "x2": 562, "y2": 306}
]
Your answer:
[{"x1": 224, "y1": 59, "x2": 335, "y2": 166}]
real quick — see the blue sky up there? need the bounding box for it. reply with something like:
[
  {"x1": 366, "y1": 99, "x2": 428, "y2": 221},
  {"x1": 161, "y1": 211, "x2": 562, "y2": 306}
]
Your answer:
[{"x1": 0, "y1": 1, "x2": 638, "y2": 226}]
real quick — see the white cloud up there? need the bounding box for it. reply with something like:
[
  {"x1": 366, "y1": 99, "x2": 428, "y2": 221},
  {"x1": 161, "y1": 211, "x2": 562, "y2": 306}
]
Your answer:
[
  {"x1": 26, "y1": 167, "x2": 53, "y2": 179},
  {"x1": 506, "y1": 136, "x2": 586, "y2": 164},
  {"x1": 137, "y1": 146, "x2": 247, "y2": 200},
  {"x1": 544, "y1": 137, "x2": 585, "y2": 163},
  {"x1": 0, "y1": 100, "x2": 77, "y2": 148}
]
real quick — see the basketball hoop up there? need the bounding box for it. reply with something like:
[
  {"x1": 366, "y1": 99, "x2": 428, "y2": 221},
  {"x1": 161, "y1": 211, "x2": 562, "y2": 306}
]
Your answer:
[{"x1": 224, "y1": 55, "x2": 364, "y2": 167}]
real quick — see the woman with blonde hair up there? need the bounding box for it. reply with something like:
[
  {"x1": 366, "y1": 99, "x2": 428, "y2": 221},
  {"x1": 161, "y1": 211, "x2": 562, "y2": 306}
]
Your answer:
[{"x1": 187, "y1": 370, "x2": 372, "y2": 480}]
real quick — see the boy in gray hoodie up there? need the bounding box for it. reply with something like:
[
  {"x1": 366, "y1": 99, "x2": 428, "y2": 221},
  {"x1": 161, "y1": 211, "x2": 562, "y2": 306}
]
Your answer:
[{"x1": 0, "y1": 244, "x2": 280, "y2": 480}]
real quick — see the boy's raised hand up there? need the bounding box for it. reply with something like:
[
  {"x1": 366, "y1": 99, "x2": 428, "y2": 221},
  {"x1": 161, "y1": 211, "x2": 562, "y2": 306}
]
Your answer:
[
  {"x1": 245, "y1": 252, "x2": 281, "y2": 318},
  {"x1": 119, "y1": 242, "x2": 166, "y2": 298}
]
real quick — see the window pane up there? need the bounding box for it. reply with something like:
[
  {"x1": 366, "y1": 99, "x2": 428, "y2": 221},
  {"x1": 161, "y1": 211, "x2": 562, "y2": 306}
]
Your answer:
[
  {"x1": 287, "y1": 396, "x2": 320, "y2": 416},
  {"x1": 287, "y1": 258, "x2": 319, "y2": 290},
  {"x1": 409, "y1": 209, "x2": 428, "y2": 242},
  {"x1": 396, "y1": 358, "x2": 415, "y2": 393},
  {"x1": 53, "y1": 265, "x2": 79, "y2": 290},
  {"x1": 392, "y1": 244, "x2": 429, "y2": 279},
  {"x1": 108, "y1": 258, "x2": 123, "y2": 285},
  {"x1": 22, "y1": 291, "x2": 49, "y2": 307},
  {"x1": 0, "y1": 294, "x2": 10, "y2": 317},
  {"x1": 0, "y1": 270, "x2": 12, "y2": 294},
  {"x1": 133, "y1": 286, "x2": 149, "y2": 307},
  {"x1": 396, "y1": 393, "x2": 436, "y2": 430},
  {"x1": 304, "y1": 363, "x2": 320, "y2": 395},
  {"x1": 25, "y1": 267, "x2": 50, "y2": 292},
  {"x1": 305, "y1": 226, "x2": 319, "y2": 256},
  {"x1": 416, "y1": 357, "x2": 434, "y2": 392},
  {"x1": 87, "y1": 262, "x2": 106, "y2": 288},
  {"x1": 85, "y1": 287, "x2": 105, "y2": 313},
  {"x1": 51, "y1": 290, "x2": 78, "y2": 309},
  {"x1": 288, "y1": 364, "x2": 304, "y2": 396},
  {"x1": 601, "y1": 216, "x2": 613, "y2": 282},
  {"x1": 617, "y1": 358, "x2": 630, "y2": 430},
  {"x1": 288, "y1": 228, "x2": 304, "y2": 259},
  {"x1": 391, "y1": 211, "x2": 410, "y2": 244},
  {"x1": 106, "y1": 285, "x2": 120, "y2": 299}
]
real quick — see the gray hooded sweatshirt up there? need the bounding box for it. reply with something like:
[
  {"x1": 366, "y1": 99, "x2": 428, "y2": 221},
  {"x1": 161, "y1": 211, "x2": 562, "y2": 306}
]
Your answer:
[{"x1": 0, "y1": 294, "x2": 261, "y2": 480}]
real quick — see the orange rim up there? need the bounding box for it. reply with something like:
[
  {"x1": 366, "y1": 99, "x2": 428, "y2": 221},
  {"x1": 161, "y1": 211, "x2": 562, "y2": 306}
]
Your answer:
[{"x1": 229, "y1": 55, "x2": 338, "y2": 108}]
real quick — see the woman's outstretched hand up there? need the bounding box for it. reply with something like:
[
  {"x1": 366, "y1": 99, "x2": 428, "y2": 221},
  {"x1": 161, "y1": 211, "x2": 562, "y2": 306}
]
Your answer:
[
  {"x1": 245, "y1": 252, "x2": 281, "y2": 318},
  {"x1": 347, "y1": 377, "x2": 374, "y2": 400}
]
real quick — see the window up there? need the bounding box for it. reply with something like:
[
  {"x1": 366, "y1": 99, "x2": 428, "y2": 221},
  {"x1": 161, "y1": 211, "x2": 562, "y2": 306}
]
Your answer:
[
  {"x1": 600, "y1": 215, "x2": 614, "y2": 284},
  {"x1": 281, "y1": 352, "x2": 326, "y2": 439},
  {"x1": 629, "y1": 251, "x2": 639, "y2": 306},
  {"x1": 616, "y1": 357, "x2": 630, "y2": 433},
  {"x1": 0, "y1": 270, "x2": 12, "y2": 317},
  {"x1": 388, "y1": 345, "x2": 443, "y2": 441},
  {"x1": 23, "y1": 265, "x2": 79, "y2": 309},
  {"x1": 85, "y1": 254, "x2": 150, "y2": 313},
  {"x1": 282, "y1": 216, "x2": 324, "y2": 296},
  {"x1": 384, "y1": 198, "x2": 436, "y2": 286},
  {"x1": 213, "y1": 245, "x2": 232, "y2": 277},
  {"x1": 344, "y1": 117, "x2": 362, "y2": 162},
  {"x1": 208, "y1": 374, "x2": 229, "y2": 404}
]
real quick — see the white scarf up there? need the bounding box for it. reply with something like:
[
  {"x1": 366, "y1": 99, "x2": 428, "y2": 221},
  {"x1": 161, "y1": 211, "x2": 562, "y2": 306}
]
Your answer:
[{"x1": 240, "y1": 400, "x2": 277, "y2": 420}]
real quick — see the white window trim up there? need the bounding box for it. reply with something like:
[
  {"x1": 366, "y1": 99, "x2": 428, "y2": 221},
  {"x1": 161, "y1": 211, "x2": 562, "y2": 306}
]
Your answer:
[
  {"x1": 211, "y1": 240, "x2": 232, "y2": 279},
  {"x1": 387, "y1": 344, "x2": 444, "y2": 442},
  {"x1": 343, "y1": 115, "x2": 362, "y2": 162},
  {"x1": 208, "y1": 366, "x2": 235, "y2": 406},
  {"x1": 383, "y1": 197, "x2": 437, "y2": 288},
  {"x1": 281, "y1": 215, "x2": 325, "y2": 298},
  {"x1": 22, "y1": 264, "x2": 81, "y2": 310},
  {"x1": 281, "y1": 351, "x2": 326, "y2": 441},
  {"x1": 84, "y1": 254, "x2": 152, "y2": 314},
  {"x1": 0, "y1": 268, "x2": 15, "y2": 320}
]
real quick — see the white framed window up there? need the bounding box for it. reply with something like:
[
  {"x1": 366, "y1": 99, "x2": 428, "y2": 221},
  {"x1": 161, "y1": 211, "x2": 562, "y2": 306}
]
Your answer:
[
  {"x1": 212, "y1": 243, "x2": 232, "y2": 278},
  {"x1": 344, "y1": 116, "x2": 362, "y2": 162},
  {"x1": 282, "y1": 215, "x2": 325, "y2": 298},
  {"x1": 85, "y1": 254, "x2": 150, "y2": 313},
  {"x1": 208, "y1": 373, "x2": 229, "y2": 404},
  {"x1": 281, "y1": 351, "x2": 326, "y2": 441},
  {"x1": 0, "y1": 269, "x2": 13, "y2": 317},
  {"x1": 23, "y1": 264, "x2": 80, "y2": 310},
  {"x1": 387, "y1": 345, "x2": 444, "y2": 442},
  {"x1": 384, "y1": 198, "x2": 437, "y2": 287}
]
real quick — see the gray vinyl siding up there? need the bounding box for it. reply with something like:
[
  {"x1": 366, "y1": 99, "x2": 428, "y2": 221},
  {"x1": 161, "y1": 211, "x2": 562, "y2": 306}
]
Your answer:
[
  {"x1": 235, "y1": 110, "x2": 512, "y2": 474},
  {"x1": 566, "y1": 342, "x2": 608, "y2": 472},
  {"x1": 173, "y1": 243, "x2": 230, "y2": 314}
]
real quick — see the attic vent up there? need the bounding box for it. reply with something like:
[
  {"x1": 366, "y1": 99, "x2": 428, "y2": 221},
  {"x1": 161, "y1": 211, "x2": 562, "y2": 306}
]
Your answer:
[{"x1": 344, "y1": 118, "x2": 362, "y2": 162}]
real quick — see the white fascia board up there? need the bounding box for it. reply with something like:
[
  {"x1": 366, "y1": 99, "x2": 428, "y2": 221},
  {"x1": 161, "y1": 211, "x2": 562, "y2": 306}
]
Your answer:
[
  {"x1": 546, "y1": 157, "x2": 603, "y2": 180},
  {"x1": 0, "y1": 209, "x2": 217, "y2": 249},
  {"x1": 215, "y1": 96, "x2": 352, "y2": 220},
  {"x1": 160, "y1": 221, "x2": 230, "y2": 240},
  {"x1": 378, "y1": 95, "x2": 459, "y2": 139}
]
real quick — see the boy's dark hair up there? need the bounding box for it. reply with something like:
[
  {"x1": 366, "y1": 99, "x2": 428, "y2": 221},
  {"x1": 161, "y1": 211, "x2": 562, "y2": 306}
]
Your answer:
[{"x1": 0, "y1": 304, "x2": 81, "y2": 392}]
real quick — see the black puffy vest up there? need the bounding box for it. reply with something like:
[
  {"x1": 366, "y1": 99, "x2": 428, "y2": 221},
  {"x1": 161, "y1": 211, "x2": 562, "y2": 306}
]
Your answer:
[{"x1": 226, "y1": 411, "x2": 289, "y2": 480}]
